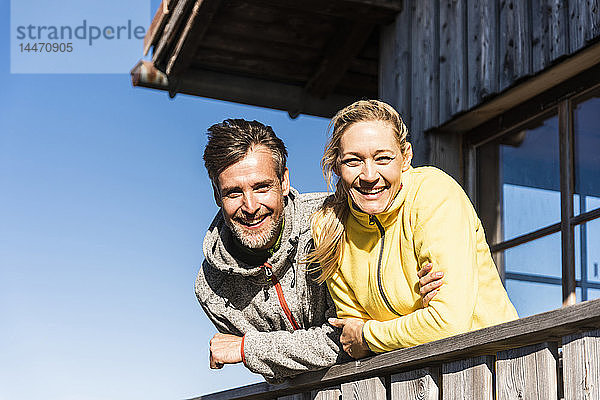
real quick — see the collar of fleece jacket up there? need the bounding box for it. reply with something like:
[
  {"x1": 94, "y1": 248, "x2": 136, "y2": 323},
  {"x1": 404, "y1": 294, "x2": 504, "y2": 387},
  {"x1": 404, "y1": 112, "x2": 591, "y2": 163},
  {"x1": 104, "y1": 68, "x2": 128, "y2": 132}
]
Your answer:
[{"x1": 202, "y1": 187, "x2": 302, "y2": 281}]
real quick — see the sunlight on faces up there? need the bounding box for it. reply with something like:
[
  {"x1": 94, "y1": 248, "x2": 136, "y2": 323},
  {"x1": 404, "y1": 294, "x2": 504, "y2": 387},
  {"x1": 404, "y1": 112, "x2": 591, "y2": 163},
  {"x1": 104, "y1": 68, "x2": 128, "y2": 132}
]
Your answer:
[
  {"x1": 216, "y1": 146, "x2": 290, "y2": 250},
  {"x1": 338, "y1": 121, "x2": 412, "y2": 215}
]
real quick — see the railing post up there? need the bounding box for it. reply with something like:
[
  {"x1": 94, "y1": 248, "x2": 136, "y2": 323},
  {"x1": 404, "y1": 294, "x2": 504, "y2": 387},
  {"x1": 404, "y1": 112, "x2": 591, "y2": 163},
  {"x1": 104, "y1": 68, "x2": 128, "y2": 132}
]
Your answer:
[
  {"x1": 496, "y1": 342, "x2": 559, "y2": 399},
  {"x1": 562, "y1": 329, "x2": 600, "y2": 400},
  {"x1": 391, "y1": 367, "x2": 439, "y2": 400},
  {"x1": 442, "y1": 356, "x2": 493, "y2": 400},
  {"x1": 341, "y1": 377, "x2": 386, "y2": 399}
]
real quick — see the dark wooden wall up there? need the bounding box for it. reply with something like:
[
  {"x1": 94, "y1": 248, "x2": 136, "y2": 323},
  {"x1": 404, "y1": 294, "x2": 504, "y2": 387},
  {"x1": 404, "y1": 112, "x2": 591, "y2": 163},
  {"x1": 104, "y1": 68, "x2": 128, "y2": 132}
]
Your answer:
[{"x1": 380, "y1": 0, "x2": 600, "y2": 179}]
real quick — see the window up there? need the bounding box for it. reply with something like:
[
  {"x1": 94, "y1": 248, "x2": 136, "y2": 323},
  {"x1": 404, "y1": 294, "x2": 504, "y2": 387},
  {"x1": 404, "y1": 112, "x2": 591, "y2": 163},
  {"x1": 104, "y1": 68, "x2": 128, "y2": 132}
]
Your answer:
[{"x1": 473, "y1": 85, "x2": 600, "y2": 317}]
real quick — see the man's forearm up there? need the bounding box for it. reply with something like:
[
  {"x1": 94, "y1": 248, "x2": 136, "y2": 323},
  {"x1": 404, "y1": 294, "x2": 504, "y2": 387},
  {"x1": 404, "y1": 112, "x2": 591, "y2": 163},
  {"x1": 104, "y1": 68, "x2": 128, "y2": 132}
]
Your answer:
[{"x1": 242, "y1": 323, "x2": 341, "y2": 382}]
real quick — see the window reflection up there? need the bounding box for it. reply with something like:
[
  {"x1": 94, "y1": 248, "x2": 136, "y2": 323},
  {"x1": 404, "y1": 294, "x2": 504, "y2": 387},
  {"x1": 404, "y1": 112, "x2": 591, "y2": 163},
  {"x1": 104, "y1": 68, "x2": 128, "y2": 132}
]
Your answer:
[
  {"x1": 574, "y1": 93, "x2": 600, "y2": 217},
  {"x1": 500, "y1": 115, "x2": 560, "y2": 240},
  {"x1": 504, "y1": 233, "x2": 562, "y2": 278},
  {"x1": 505, "y1": 279, "x2": 562, "y2": 317}
]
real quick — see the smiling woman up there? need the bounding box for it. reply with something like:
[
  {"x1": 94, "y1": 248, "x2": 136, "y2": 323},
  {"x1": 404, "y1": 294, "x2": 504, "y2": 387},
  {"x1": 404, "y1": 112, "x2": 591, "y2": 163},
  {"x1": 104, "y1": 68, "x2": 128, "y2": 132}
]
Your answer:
[
  {"x1": 307, "y1": 100, "x2": 518, "y2": 359},
  {"x1": 338, "y1": 120, "x2": 411, "y2": 215}
]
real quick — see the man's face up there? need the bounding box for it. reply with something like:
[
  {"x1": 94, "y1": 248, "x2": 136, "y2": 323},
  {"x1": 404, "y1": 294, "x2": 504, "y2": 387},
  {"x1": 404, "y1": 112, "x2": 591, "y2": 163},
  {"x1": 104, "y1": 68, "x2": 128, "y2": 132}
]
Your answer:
[{"x1": 215, "y1": 145, "x2": 289, "y2": 250}]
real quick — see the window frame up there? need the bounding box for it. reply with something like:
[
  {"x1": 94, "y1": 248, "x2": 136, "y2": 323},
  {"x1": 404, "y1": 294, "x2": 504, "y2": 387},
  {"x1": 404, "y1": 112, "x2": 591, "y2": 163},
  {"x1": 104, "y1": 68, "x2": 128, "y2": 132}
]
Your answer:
[{"x1": 466, "y1": 73, "x2": 600, "y2": 307}]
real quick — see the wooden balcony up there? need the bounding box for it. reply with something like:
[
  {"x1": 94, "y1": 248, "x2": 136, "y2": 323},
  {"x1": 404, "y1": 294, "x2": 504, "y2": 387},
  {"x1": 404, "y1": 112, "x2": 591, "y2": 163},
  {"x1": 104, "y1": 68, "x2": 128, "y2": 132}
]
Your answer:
[{"x1": 191, "y1": 298, "x2": 600, "y2": 399}]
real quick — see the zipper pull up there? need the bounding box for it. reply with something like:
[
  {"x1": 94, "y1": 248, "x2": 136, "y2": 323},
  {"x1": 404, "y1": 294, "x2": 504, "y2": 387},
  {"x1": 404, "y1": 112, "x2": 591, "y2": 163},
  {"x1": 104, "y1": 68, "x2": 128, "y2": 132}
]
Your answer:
[
  {"x1": 369, "y1": 215, "x2": 375, "y2": 225},
  {"x1": 262, "y1": 264, "x2": 273, "y2": 301},
  {"x1": 263, "y1": 264, "x2": 273, "y2": 282}
]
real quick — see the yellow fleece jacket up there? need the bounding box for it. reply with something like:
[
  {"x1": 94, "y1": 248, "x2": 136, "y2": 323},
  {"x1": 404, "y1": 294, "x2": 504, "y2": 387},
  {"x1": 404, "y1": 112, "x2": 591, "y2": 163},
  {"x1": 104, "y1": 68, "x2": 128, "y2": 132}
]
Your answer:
[{"x1": 322, "y1": 166, "x2": 518, "y2": 353}]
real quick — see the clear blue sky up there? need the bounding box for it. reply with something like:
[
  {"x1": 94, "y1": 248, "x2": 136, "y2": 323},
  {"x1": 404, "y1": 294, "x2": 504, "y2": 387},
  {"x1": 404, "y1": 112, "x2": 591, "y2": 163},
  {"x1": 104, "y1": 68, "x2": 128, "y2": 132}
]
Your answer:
[{"x1": 1, "y1": 1, "x2": 330, "y2": 398}]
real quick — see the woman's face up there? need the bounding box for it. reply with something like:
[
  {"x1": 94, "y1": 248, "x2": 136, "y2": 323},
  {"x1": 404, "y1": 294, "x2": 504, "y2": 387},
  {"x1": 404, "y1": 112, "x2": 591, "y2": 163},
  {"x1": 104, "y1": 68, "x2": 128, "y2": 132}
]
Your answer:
[{"x1": 338, "y1": 120, "x2": 412, "y2": 215}]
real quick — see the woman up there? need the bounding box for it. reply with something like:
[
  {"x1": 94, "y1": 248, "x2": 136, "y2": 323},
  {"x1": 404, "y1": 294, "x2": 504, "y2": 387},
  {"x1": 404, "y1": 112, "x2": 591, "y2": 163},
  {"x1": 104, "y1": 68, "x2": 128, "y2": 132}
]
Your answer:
[{"x1": 307, "y1": 100, "x2": 518, "y2": 359}]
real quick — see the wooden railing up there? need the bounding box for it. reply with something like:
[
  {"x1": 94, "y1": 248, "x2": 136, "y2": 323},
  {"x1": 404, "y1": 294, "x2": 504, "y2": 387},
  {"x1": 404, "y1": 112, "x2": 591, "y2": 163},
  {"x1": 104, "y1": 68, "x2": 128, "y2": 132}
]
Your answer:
[{"x1": 191, "y1": 298, "x2": 600, "y2": 400}]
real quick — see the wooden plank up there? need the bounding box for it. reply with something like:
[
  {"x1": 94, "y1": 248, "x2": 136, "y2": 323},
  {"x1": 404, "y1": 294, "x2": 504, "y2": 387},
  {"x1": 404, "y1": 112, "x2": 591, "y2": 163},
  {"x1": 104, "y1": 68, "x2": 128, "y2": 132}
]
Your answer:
[
  {"x1": 390, "y1": 368, "x2": 439, "y2": 400},
  {"x1": 495, "y1": 342, "x2": 559, "y2": 400},
  {"x1": 310, "y1": 386, "x2": 341, "y2": 400},
  {"x1": 152, "y1": 0, "x2": 194, "y2": 71},
  {"x1": 568, "y1": 0, "x2": 600, "y2": 53},
  {"x1": 498, "y1": 0, "x2": 532, "y2": 91},
  {"x1": 410, "y1": 0, "x2": 439, "y2": 165},
  {"x1": 305, "y1": 22, "x2": 375, "y2": 98},
  {"x1": 143, "y1": 0, "x2": 176, "y2": 56},
  {"x1": 348, "y1": 57, "x2": 378, "y2": 77},
  {"x1": 559, "y1": 99, "x2": 576, "y2": 306},
  {"x1": 440, "y1": 41, "x2": 600, "y2": 134},
  {"x1": 442, "y1": 356, "x2": 493, "y2": 400},
  {"x1": 278, "y1": 394, "x2": 305, "y2": 400},
  {"x1": 464, "y1": 145, "x2": 477, "y2": 205},
  {"x1": 206, "y1": 17, "x2": 334, "y2": 50},
  {"x1": 219, "y1": 0, "x2": 333, "y2": 27},
  {"x1": 341, "y1": 377, "x2": 386, "y2": 399},
  {"x1": 199, "y1": 33, "x2": 320, "y2": 66},
  {"x1": 192, "y1": 48, "x2": 315, "y2": 82},
  {"x1": 166, "y1": 0, "x2": 224, "y2": 76},
  {"x1": 530, "y1": 0, "x2": 568, "y2": 73},
  {"x1": 439, "y1": 0, "x2": 468, "y2": 122},
  {"x1": 467, "y1": 0, "x2": 498, "y2": 109},
  {"x1": 249, "y1": 0, "x2": 402, "y2": 24},
  {"x1": 379, "y1": 0, "x2": 411, "y2": 125},
  {"x1": 562, "y1": 329, "x2": 600, "y2": 400},
  {"x1": 465, "y1": 62, "x2": 600, "y2": 147},
  {"x1": 335, "y1": 72, "x2": 378, "y2": 97},
  {"x1": 429, "y1": 131, "x2": 463, "y2": 184}
]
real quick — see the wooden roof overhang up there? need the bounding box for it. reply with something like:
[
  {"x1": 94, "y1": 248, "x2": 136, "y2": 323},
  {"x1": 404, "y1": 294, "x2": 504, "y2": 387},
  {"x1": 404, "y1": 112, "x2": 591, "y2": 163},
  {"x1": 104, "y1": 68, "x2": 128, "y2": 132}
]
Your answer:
[{"x1": 130, "y1": 0, "x2": 402, "y2": 118}]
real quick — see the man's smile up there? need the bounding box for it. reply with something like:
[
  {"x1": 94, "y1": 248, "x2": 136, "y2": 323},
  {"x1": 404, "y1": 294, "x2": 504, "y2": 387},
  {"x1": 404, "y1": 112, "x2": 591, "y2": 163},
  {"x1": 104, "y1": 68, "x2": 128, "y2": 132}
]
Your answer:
[{"x1": 235, "y1": 213, "x2": 270, "y2": 228}]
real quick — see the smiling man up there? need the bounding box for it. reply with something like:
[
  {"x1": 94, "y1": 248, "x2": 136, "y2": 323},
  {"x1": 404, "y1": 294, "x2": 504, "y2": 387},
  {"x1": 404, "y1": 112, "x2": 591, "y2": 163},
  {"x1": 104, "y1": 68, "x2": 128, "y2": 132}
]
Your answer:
[
  {"x1": 195, "y1": 119, "x2": 442, "y2": 383},
  {"x1": 196, "y1": 119, "x2": 343, "y2": 382}
]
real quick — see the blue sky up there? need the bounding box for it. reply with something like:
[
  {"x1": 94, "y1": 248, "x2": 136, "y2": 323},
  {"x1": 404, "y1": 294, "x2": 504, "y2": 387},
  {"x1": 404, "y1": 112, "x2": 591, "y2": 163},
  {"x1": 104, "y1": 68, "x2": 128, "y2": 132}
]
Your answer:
[{"x1": 1, "y1": 1, "x2": 330, "y2": 398}]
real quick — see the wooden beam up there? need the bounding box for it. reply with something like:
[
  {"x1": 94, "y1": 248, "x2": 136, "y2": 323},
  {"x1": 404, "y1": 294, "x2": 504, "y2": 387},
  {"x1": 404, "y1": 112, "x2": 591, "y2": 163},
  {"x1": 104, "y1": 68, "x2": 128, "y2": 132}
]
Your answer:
[
  {"x1": 143, "y1": 0, "x2": 175, "y2": 56},
  {"x1": 559, "y1": 99, "x2": 576, "y2": 306},
  {"x1": 188, "y1": 298, "x2": 600, "y2": 400},
  {"x1": 305, "y1": 22, "x2": 375, "y2": 99},
  {"x1": 166, "y1": 0, "x2": 223, "y2": 76},
  {"x1": 131, "y1": 62, "x2": 359, "y2": 118}
]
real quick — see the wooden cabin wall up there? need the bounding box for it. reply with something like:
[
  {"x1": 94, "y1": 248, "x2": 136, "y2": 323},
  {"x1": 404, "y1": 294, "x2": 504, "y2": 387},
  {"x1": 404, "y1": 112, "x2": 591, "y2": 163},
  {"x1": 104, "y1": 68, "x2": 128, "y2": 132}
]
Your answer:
[{"x1": 380, "y1": 0, "x2": 600, "y2": 183}]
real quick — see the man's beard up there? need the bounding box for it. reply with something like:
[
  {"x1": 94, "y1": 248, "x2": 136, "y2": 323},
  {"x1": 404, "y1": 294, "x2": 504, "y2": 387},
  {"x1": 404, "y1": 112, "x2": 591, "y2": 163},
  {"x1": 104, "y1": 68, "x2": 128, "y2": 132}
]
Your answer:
[{"x1": 229, "y1": 212, "x2": 284, "y2": 250}]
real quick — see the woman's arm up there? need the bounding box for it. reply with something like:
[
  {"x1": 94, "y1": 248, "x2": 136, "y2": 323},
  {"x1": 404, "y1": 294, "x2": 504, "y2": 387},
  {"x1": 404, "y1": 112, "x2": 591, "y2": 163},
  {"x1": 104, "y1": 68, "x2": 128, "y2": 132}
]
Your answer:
[
  {"x1": 329, "y1": 173, "x2": 482, "y2": 354},
  {"x1": 328, "y1": 261, "x2": 444, "y2": 358},
  {"x1": 364, "y1": 174, "x2": 480, "y2": 352}
]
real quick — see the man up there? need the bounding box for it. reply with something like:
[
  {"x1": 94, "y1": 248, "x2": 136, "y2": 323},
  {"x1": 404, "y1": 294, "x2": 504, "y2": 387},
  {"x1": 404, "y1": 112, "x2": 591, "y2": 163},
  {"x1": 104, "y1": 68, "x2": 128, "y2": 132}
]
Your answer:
[{"x1": 195, "y1": 119, "x2": 441, "y2": 382}]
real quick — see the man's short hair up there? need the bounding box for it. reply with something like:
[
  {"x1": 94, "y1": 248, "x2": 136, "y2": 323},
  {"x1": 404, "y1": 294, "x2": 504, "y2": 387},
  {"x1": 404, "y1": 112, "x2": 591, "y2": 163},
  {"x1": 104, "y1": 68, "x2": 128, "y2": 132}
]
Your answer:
[{"x1": 203, "y1": 119, "x2": 288, "y2": 185}]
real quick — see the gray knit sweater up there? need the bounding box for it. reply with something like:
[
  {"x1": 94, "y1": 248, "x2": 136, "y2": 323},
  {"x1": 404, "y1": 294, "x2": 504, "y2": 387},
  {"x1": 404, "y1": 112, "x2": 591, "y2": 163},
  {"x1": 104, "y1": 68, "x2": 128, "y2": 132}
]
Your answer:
[{"x1": 195, "y1": 188, "x2": 344, "y2": 382}]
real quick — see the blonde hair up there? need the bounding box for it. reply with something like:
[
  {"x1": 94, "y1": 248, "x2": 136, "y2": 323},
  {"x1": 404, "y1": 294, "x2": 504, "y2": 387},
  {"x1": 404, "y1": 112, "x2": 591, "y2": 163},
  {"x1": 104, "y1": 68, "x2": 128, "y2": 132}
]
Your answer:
[{"x1": 306, "y1": 100, "x2": 410, "y2": 283}]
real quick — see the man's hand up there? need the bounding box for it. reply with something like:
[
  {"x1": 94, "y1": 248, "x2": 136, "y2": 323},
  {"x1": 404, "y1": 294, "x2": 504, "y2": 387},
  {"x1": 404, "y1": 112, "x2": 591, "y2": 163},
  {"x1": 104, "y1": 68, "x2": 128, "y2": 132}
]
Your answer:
[
  {"x1": 209, "y1": 333, "x2": 243, "y2": 369},
  {"x1": 328, "y1": 318, "x2": 370, "y2": 359},
  {"x1": 418, "y1": 262, "x2": 444, "y2": 307}
]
